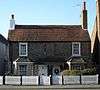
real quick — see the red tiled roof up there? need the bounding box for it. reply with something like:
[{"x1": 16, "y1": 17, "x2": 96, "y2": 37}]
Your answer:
[{"x1": 8, "y1": 25, "x2": 90, "y2": 42}]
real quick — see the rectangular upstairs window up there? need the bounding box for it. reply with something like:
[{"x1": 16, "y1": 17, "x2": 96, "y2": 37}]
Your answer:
[
  {"x1": 19, "y1": 43, "x2": 28, "y2": 56},
  {"x1": 72, "y1": 42, "x2": 81, "y2": 56}
]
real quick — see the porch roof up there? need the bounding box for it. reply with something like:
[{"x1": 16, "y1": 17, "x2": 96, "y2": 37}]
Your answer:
[{"x1": 37, "y1": 56, "x2": 66, "y2": 62}]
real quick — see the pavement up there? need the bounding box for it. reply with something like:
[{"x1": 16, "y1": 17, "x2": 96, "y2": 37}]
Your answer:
[{"x1": 0, "y1": 85, "x2": 100, "y2": 90}]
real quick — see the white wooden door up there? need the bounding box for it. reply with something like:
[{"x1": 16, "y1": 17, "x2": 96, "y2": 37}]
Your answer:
[{"x1": 38, "y1": 65, "x2": 48, "y2": 76}]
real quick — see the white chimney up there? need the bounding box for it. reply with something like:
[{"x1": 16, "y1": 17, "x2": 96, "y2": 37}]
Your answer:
[{"x1": 10, "y1": 14, "x2": 15, "y2": 30}]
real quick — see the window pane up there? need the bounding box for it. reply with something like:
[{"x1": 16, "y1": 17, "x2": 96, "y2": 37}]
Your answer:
[
  {"x1": 19, "y1": 43, "x2": 27, "y2": 56},
  {"x1": 73, "y1": 43, "x2": 80, "y2": 55},
  {"x1": 21, "y1": 45, "x2": 26, "y2": 55},
  {"x1": 19, "y1": 65, "x2": 27, "y2": 75}
]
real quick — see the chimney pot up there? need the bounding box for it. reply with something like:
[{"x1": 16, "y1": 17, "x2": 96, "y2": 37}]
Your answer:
[
  {"x1": 10, "y1": 14, "x2": 15, "y2": 30},
  {"x1": 11, "y1": 14, "x2": 14, "y2": 19},
  {"x1": 83, "y1": 1, "x2": 86, "y2": 10}
]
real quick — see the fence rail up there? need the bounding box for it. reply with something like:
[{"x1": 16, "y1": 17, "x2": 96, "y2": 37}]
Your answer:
[
  {"x1": 5, "y1": 76, "x2": 21, "y2": 85},
  {"x1": 63, "y1": 76, "x2": 80, "y2": 85},
  {"x1": 0, "y1": 75, "x2": 99, "y2": 85}
]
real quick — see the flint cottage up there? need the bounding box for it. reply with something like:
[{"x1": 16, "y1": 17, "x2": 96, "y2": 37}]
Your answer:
[{"x1": 8, "y1": 1, "x2": 91, "y2": 76}]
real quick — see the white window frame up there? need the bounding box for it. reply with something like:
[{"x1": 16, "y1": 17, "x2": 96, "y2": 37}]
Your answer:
[
  {"x1": 19, "y1": 43, "x2": 28, "y2": 56},
  {"x1": 72, "y1": 42, "x2": 81, "y2": 56}
]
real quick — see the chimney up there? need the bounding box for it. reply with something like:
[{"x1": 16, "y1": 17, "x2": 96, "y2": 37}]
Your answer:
[
  {"x1": 81, "y1": 1, "x2": 88, "y2": 30},
  {"x1": 10, "y1": 14, "x2": 15, "y2": 30}
]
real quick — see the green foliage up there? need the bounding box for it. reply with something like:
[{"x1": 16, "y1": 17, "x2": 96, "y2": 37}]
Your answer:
[
  {"x1": 81, "y1": 68, "x2": 96, "y2": 75},
  {"x1": 62, "y1": 70, "x2": 80, "y2": 76},
  {"x1": 62, "y1": 68, "x2": 96, "y2": 75}
]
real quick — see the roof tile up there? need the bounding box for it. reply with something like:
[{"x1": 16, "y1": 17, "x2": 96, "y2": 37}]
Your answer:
[{"x1": 8, "y1": 25, "x2": 90, "y2": 42}]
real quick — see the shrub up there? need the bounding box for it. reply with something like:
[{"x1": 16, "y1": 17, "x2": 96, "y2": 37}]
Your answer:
[
  {"x1": 62, "y1": 68, "x2": 96, "y2": 75},
  {"x1": 81, "y1": 68, "x2": 96, "y2": 75},
  {"x1": 62, "y1": 70, "x2": 80, "y2": 76}
]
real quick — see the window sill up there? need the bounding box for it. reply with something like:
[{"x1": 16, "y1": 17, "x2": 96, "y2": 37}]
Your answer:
[{"x1": 72, "y1": 54, "x2": 81, "y2": 57}]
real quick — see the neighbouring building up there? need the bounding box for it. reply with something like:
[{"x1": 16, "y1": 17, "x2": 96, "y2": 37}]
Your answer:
[
  {"x1": 91, "y1": 0, "x2": 100, "y2": 74},
  {"x1": 8, "y1": 1, "x2": 91, "y2": 76},
  {"x1": 0, "y1": 34, "x2": 9, "y2": 75}
]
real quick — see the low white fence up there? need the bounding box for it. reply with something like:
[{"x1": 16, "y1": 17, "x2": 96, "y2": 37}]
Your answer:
[
  {"x1": 0, "y1": 75, "x2": 98, "y2": 85},
  {"x1": 0, "y1": 76, "x2": 3, "y2": 85},
  {"x1": 22, "y1": 76, "x2": 38, "y2": 85},
  {"x1": 40, "y1": 76, "x2": 50, "y2": 85},
  {"x1": 81, "y1": 75, "x2": 98, "y2": 84},
  {"x1": 5, "y1": 76, "x2": 21, "y2": 85},
  {"x1": 63, "y1": 76, "x2": 80, "y2": 85}
]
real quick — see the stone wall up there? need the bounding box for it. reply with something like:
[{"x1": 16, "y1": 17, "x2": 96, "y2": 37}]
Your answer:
[
  {"x1": 10, "y1": 41, "x2": 91, "y2": 75},
  {"x1": 10, "y1": 42, "x2": 91, "y2": 62},
  {"x1": 28, "y1": 42, "x2": 72, "y2": 61}
]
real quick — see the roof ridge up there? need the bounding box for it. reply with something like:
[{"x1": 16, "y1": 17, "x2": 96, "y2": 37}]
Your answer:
[{"x1": 15, "y1": 24, "x2": 82, "y2": 29}]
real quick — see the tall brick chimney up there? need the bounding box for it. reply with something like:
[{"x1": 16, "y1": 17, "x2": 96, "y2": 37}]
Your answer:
[
  {"x1": 10, "y1": 14, "x2": 15, "y2": 30},
  {"x1": 81, "y1": 1, "x2": 88, "y2": 30}
]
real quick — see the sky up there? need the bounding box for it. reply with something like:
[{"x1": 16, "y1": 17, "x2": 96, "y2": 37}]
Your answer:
[{"x1": 0, "y1": 0, "x2": 96, "y2": 38}]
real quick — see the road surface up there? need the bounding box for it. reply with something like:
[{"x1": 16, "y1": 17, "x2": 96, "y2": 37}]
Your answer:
[{"x1": 0, "y1": 85, "x2": 100, "y2": 90}]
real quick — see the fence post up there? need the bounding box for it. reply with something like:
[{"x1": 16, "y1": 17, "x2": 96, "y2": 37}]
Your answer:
[
  {"x1": 62, "y1": 75, "x2": 63, "y2": 85},
  {"x1": 79, "y1": 66, "x2": 82, "y2": 85},
  {"x1": 3, "y1": 75, "x2": 5, "y2": 85},
  {"x1": 38, "y1": 76, "x2": 40, "y2": 85},
  {"x1": 80, "y1": 74, "x2": 82, "y2": 85},
  {"x1": 50, "y1": 75, "x2": 52, "y2": 85},
  {"x1": 20, "y1": 75, "x2": 22, "y2": 85}
]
